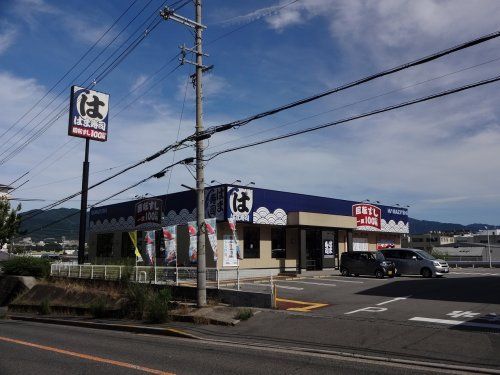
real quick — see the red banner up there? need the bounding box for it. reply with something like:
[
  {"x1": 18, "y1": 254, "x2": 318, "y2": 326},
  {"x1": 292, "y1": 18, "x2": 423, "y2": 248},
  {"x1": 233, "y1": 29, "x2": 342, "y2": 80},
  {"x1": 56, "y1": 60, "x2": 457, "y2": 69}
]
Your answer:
[{"x1": 352, "y1": 203, "x2": 381, "y2": 229}]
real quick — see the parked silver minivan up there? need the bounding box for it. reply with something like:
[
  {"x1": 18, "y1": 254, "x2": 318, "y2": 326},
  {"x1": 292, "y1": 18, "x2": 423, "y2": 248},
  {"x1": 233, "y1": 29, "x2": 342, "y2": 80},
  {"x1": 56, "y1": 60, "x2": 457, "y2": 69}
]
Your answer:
[{"x1": 380, "y1": 248, "x2": 449, "y2": 278}]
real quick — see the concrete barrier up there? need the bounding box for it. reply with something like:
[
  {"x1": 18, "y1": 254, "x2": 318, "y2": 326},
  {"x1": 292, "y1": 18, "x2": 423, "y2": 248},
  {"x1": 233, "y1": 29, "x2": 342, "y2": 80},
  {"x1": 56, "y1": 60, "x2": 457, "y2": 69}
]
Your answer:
[
  {"x1": 0, "y1": 275, "x2": 37, "y2": 306},
  {"x1": 170, "y1": 285, "x2": 272, "y2": 308}
]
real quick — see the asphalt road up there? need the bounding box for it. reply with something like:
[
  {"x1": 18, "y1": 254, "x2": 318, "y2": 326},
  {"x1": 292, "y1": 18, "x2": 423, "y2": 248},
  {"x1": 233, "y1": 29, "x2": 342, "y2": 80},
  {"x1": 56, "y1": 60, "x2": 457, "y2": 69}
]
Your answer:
[
  {"x1": 183, "y1": 270, "x2": 500, "y2": 371},
  {"x1": 1, "y1": 269, "x2": 499, "y2": 374},
  {"x1": 0, "y1": 319, "x2": 439, "y2": 375}
]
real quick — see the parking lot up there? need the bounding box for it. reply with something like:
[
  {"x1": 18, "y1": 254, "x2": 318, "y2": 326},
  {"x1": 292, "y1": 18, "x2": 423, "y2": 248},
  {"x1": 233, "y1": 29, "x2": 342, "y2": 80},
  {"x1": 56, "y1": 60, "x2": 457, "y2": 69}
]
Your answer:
[{"x1": 272, "y1": 268, "x2": 500, "y2": 332}]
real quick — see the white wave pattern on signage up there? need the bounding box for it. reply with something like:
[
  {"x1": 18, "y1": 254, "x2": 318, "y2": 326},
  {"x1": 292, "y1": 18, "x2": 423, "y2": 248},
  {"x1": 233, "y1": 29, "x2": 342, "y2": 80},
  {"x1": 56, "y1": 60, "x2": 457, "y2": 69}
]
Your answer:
[
  {"x1": 89, "y1": 208, "x2": 197, "y2": 232},
  {"x1": 357, "y1": 219, "x2": 409, "y2": 233},
  {"x1": 163, "y1": 208, "x2": 196, "y2": 225},
  {"x1": 89, "y1": 216, "x2": 135, "y2": 232},
  {"x1": 252, "y1": 207, "x2": 287, "y2": 225}
]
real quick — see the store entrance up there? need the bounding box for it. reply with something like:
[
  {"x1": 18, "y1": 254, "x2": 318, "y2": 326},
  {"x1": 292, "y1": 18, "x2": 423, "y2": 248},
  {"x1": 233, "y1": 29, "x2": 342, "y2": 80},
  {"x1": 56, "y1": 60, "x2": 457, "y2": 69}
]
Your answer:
[{"x1": 305, "y1": 229, "x2": 323, "y2": 270}]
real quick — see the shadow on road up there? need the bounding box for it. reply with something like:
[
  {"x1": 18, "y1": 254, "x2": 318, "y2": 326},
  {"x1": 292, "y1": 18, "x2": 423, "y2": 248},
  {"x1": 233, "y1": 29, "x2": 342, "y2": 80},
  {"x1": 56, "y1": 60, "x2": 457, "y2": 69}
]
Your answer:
[{"x1": 356, "y1": 276, "x2": 500, "y2": 304}]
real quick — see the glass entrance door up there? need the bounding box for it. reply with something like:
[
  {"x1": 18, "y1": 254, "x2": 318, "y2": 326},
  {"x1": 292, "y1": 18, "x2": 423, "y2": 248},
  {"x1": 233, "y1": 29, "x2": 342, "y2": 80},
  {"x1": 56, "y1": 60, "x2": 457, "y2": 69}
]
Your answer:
[{"x1": 305, "y1": 229, "x2": 323, "y2": 270}]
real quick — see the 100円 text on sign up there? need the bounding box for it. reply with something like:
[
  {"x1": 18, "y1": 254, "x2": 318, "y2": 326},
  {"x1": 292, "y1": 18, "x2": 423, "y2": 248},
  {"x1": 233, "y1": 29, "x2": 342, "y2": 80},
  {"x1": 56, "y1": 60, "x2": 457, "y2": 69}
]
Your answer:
[{"x1": 68, "y1": 85, "x2": 110, "y2": 142}]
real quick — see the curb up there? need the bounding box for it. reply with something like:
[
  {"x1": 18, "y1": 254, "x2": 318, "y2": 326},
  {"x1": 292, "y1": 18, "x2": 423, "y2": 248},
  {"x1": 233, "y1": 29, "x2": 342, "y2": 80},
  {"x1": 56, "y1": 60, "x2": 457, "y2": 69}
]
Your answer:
[{"x1": 8, "y1": 315, "x2": 200, "y2": 340}]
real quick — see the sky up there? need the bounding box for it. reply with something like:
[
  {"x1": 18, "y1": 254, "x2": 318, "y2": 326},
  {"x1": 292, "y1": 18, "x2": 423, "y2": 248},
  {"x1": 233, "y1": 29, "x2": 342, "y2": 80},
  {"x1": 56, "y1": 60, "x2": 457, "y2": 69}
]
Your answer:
[{"x1": 0, "y1": 0, "x2": 499, "y2": 226}]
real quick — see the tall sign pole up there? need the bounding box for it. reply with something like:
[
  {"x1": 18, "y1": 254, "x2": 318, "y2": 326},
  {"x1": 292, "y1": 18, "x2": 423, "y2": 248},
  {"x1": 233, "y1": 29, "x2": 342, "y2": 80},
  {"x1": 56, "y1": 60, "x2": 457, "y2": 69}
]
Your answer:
[
  {"x1": 195, "y1": 0, "x2": 206, "y2": 307},
  {"x1": 68, "y1": 85, "x2": 110, "y2": 265},
  {"x1": 78, "y1": 139, "x2": 90, "y2": 264}
]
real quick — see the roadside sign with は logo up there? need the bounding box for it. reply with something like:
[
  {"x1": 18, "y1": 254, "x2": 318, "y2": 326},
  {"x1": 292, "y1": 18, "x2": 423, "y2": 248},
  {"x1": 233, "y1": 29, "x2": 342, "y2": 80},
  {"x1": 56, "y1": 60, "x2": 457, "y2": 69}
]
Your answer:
[{"x1": 68, "y1": 85, "x2": 109, "y2": 142}]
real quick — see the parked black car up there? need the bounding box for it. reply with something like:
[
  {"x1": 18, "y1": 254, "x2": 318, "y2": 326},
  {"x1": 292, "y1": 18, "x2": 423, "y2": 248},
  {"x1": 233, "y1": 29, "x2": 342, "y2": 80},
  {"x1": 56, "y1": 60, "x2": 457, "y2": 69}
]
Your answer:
[{"x1": 340, "y1": 251, "x2": 396, "y2": 278}]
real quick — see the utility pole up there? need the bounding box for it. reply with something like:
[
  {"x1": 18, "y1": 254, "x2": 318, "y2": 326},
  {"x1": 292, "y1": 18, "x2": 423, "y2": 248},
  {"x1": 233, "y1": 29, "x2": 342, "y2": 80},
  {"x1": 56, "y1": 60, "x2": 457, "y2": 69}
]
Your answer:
[
  {"x1": 161, "y1": 0, "x2": 208, "y2": 306},
  {"x1": 194, "y1": 0, "x2": 206, "y2": 307}
]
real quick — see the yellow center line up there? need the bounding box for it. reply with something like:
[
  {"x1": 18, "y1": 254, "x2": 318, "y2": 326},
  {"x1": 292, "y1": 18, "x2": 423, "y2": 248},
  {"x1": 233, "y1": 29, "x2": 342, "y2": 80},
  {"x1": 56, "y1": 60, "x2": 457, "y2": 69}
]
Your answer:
[{"x1": 0, "y1": 335, "x2": 175, "y2": 375}]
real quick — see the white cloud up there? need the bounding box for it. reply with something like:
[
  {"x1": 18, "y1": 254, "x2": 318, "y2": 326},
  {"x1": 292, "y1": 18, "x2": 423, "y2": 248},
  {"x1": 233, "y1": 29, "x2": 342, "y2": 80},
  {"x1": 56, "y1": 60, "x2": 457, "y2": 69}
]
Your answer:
[
  {"x1": 0, "y1": 23, "x2": 17, "y2": 55},
  {"x1": 178, "y1": 74, "x2": 230, "y2": 102},
  {"x1": 130, "y1": 74, "x2": 148, "y2": 92},
  {"x1": 11, "y1": 0, "x2": 59, "y2": 28}
]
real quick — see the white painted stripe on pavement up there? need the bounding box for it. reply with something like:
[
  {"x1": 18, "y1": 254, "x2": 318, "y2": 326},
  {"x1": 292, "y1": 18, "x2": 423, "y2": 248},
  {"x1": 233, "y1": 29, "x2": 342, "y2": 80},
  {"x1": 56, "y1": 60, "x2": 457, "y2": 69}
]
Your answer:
[
  {"x1": 315, "y1": 278, "x2": 364, "y2": 284},
  {"x1": 451, "y1": 272, "x2": 500, "y2": 276},
  {"x1": 322, "y1": 275, "x2": 387, "y2": 282},
  {"x1": 281, "y1": 281, "x2": 337, "y2": 287},
  {"x1": 275, "y1": 285, "x2": 304, "y2": 291},
  {"x1": 376, "y1": 296, "x2": 410, "y2": 306},
  {"x1": 410, "y1": 317, "x2": 500, "y2": 330}
]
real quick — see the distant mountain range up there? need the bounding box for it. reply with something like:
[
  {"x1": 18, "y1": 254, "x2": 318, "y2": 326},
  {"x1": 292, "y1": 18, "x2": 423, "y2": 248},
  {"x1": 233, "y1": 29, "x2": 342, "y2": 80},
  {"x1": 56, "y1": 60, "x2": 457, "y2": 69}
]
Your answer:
[
  {"x1": 409, "y1": 218, "x2": 496, "y2": 235},
  {"x1": 19, "y1": 208, "x2": 80, "y2": 242},
  {"x1": 17, "y1": 208, "x2": 496, "y2": 241}
]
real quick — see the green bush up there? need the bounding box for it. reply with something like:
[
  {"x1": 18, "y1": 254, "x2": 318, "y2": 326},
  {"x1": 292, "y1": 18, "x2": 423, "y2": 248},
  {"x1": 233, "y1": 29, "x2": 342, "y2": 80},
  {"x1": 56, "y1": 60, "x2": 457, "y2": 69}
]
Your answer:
[
  {"x1": 235, "y1": 308, "x2": 253, "y2": 321},
  {"x1": 145, "y1": 288, "x2": 171, "y2": 324},
  {"x1": 90, "y1": 297, "x2": 108, "y2": 318},
  {"x1": 39, "y1": 299, "x2": 51, "y2": 315},
  {"x1": 125, "y1": 283, "x2": 152, "y2": 320},
  {"x1": 2, "y1": 257, "x2": 50, "y2": 278}
]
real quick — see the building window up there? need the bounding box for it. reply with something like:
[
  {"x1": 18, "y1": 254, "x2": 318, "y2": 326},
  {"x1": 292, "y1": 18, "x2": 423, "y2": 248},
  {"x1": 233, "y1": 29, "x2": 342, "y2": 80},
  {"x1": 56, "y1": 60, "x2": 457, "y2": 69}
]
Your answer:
[
  {"x1": 96, "y1": 233, "x2": 114, "y2": 258},
  {"x1": 244, "y1": 226, "x2": 260, "y2": 258},
  {"x1": 271, "y1": 227, "x2": 286, "y2": 258}
]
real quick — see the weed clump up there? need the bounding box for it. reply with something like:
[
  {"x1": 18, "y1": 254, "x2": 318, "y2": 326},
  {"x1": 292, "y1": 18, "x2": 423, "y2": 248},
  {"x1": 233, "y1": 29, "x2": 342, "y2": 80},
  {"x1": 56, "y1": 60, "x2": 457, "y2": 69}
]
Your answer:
[
  {"x1": 235, "y1": 308, "x2": 253, "y2": 321},
  {"x1": 90, "y1": 296, "x2": 108, "y2": 318},
  {"x1": 145, "y1": 288, "x2": 171, "y2": 323},
  {"x1": 39, "y1": 299, "x2": 51, "y2": 315}
]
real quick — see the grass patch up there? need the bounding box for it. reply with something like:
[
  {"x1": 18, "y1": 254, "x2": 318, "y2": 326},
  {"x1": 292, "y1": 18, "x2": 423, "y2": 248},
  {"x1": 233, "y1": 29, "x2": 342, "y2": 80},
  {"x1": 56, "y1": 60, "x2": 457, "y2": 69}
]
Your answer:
[
  {"x1": 90, "y1": 297, "x2": 108, "y2": 318},
  {"x1": 235, "y1": 308, "x2": 253, "y2": 321},
  {"x1": 145, "y1": 288, "x2": 171, "y2": 324},
  {"x1": 2, "y1": 257, "x2": 50, "y2": 278},
  {"x1": 39, "y1": 299, "x2": 51, "y2": 315}
]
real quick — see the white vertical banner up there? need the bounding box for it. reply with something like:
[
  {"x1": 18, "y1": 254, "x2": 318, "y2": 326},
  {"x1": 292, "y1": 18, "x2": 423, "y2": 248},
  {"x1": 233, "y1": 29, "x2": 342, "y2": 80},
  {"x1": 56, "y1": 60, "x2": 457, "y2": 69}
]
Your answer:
[
  {"x1": 206, "y1": 218, "x2": 218, "y2": 262},
  {"x1": 162, "y1": 225, "x2": 177, "y2": 266},
  {"x1": 223, "y1": 235, "x2": 239, "y2": 267},
  {"x1": 187, "y1": 221, "x2": 198, "y2": 264},
  {"x1": 228, "y1": 216, "x2": 242, "y2": 259}
]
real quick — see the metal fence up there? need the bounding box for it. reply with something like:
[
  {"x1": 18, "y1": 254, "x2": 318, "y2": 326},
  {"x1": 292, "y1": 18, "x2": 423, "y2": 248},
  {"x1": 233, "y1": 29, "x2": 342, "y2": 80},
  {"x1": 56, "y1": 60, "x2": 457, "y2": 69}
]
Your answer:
[
  {"x1": 49, "y1": 264, "x2": 296, "y2": 293},
  {"x1": 446, "y1": 261, "x2": 500, "y2": 268}
]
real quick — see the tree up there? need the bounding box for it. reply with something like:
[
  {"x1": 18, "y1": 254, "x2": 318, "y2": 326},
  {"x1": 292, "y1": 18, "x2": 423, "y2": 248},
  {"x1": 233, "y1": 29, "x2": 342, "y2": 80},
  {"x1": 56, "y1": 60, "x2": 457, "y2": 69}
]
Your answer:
[{"x1": 0, "y1": 197, "x2": 21, "y2": 249}]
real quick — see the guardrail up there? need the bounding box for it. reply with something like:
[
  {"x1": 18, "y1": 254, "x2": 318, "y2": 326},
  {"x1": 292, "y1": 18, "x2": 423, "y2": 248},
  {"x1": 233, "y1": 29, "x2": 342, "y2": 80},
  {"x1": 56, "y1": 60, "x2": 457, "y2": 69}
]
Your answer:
[{"x1": 50, "y1": 264, "x2": 297, "y2": 294}]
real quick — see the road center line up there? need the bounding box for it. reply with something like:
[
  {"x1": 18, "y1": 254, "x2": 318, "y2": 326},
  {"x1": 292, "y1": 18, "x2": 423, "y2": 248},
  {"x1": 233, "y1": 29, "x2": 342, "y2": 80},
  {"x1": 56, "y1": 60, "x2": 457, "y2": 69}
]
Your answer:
[{"x1": 0, "y1": 335, "x2": 174, "y2": 375}]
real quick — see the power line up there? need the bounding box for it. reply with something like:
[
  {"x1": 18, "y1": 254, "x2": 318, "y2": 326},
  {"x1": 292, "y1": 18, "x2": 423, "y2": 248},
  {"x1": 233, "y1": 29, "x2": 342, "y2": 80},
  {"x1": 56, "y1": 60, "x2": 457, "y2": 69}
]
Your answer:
[
  {"x1": 197, "y1": 30, "x2": 500, "y2": 139},
  {"x1": 18, "y1": 157, "x2": 194, "y2": 236},
  {"x1": 19, "y1": 28, "x2": 500, "y2": 221},
  {"x1": 0, "y1": 0, "x2": 156, "y2": 156},
  {"x1": 205, "y1": 74, "x2": 500, "y2": 161},
  {"x1": 0, "y1": 0, "x2": 140, "y2": 142},
  {"x1": 206, "y1": 54, "x2": 500, "y2": 152},
  {"x1": 0, "y1": 0, "x2": 170, "y2": 165}
]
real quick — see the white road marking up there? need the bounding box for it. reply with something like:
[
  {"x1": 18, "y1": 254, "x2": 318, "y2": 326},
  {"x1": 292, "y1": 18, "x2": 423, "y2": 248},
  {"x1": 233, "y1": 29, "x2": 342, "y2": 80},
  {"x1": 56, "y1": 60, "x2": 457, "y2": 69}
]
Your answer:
[
  {"x1": 376, "y1": 296, "x2": 410, "y2": 306},
  {"x1": 275, "y1": 285, "x2": 304, "y2": 291},
  {"x1": 451, "y1": 272, "x2": 500, "y2": 276},
  {"x1": 315, "y1": 278, "x2": 364, "y2": 284},
  {"x1": 286, "y1": 281, "x2": 337, "y2": 287},
  {"x1": 447, "y1": 311, "x2": 480, "y2": 319},
  {"x1": 409, "y1": 317, "x2": 500, "y2": 330},
  {"x1": 345, "y1": 306, "x2": 387, "y2": 315}
]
